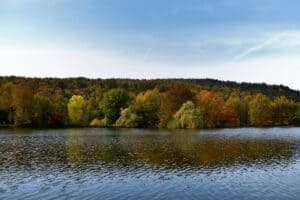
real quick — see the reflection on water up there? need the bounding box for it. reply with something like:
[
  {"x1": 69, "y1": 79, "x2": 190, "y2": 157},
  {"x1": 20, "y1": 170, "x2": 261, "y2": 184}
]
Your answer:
[{"x1": 0, "y1": 128, "x2": 300, "y2": 200}]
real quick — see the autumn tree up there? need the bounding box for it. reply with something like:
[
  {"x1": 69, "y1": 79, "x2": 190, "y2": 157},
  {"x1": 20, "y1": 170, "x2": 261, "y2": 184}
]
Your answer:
[
  {"x1": 196, "y1": 91, "x2": 224, "y2": 128},
  {"x1": 86, "y1": 87, "x2": 103, "y2": 122},
  {"x1": 115, "y1": 108, "x2": 139, "y2": 128},
  {"x1": 117, "y1": 89, "x2": 161, "y2": 128},
  {"x1": 12, "y1": 84, "x2": 34, "y2": 127},
  {"x1": 100, "y1": 88, "x2": 132, "y2": 125},
  {"x1": 131, "y1": 88, "x2": 161, "y2": 128},
  {"x1": 172, "y1": 101, "x2": 204, "y2": 129},
  {"x1": 68, "y1": 95, "x2": 87, "y2": 126},
  {"x1": 249, "y1": 94, "x2": 272, "y2": 126},
  {"x1": 271, "y1": 96, "x2": 294, "y2": 126},
  {"x1": 86, "y1": 98, "x2": 103, "y2": 122},
  {"x1": 32, "y1": 95, "x2": 52, "y2": 128},
  {"x1": 0, "y1": 83, "x2": 14, "y2": 125},
  {"x1": 221, "y1": 93, "x2": 250, "y2": 127},
  {"x1": 222, "y1": 107, "x2": 240, "y2": 127},
  {"x1": 240, "y1": 94, "x2": 253, "y2": 126},
  {"x1": 48, "y1": 95, "x2": 68, "y2": 128},
  {"x1": 0, "y1": 76, "x2": 299, "y2": 129},
  {"x1": 159, "y1": 84, "x2": 194, "y2": 127},
  {"x1": 294, "y1": 103, "x2": 300, "y2": 125}
]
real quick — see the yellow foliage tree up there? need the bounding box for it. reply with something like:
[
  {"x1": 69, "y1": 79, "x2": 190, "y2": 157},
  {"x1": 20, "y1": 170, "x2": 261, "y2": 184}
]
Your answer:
[{"x1": 68, "y1": 95, "x2": 87, "y2": 126}]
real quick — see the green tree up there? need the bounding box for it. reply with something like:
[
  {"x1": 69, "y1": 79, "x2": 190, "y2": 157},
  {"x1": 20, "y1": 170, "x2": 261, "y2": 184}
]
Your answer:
[
  {"x1": 271, "y1": 96, "x2": 294, "y2": 126},
  {"x1": 68, "y1": 95, "x2": 87, "y2": 126},
  {"x1": 100, "y1": 88, "x2": 132, "y2": 125},
  {"x1": 249, "y1": 94, "x2": 272, "y2": 126},
  {"x1": 172, "y1": 101, "x2": 204, "y2": 129}
]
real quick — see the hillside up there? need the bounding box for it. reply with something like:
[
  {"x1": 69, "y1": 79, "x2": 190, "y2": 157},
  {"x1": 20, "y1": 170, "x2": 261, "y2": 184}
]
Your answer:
[{"x1": 0, "y1": 76, "x2": 299, "y2": 101}]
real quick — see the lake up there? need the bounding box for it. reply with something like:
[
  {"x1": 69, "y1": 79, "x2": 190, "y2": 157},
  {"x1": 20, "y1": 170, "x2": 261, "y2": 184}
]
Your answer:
[{"x1": 0, "y1": 128, "x2": 300, "y2": 200}]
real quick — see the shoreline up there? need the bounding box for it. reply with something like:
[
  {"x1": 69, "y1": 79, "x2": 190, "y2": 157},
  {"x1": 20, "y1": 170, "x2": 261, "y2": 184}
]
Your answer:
[{"x1": 0, "y1": 126, "x2": 299, "y2": 131}]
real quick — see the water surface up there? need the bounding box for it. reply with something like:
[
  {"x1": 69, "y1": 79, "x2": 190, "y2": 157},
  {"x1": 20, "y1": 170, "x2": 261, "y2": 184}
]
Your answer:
[{"x1": 0, "y1": 128, "x2": 300, "y2": 200}]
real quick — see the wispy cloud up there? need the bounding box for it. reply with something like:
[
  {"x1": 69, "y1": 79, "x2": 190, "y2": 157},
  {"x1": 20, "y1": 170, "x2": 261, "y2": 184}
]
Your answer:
[
  {"x1": 1, "y1": 0, "x2": 300, "y2": 90},
  {"x1": 232, "y1": 32, "x2": 288, "y2": 61}
]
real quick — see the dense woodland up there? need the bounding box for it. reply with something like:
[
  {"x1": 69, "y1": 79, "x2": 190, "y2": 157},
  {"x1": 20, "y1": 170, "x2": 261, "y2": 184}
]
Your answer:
[{"x1": 0, "y1": 76, "x2": 299, "y2": 129}]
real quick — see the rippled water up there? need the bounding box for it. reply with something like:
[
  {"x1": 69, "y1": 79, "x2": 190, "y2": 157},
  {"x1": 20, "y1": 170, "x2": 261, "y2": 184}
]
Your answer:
[{"x1": 0, "y1": 128, "x2": 300, "y2": 200}]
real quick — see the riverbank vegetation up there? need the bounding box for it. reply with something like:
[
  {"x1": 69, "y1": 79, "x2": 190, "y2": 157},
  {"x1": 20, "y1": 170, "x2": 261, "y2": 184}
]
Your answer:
[{"x1": 0, "y1": 76, "x2": 299, "y2": 129}]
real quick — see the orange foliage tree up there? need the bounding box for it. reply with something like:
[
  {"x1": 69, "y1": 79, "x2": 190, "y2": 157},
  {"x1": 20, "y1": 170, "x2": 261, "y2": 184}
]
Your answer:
[
  {"x1": 196, "y1": 91, "x2": 224, "y2": 128},
  {"x1": 159, "y1": 84, "x2": 194, "y2": 127}
]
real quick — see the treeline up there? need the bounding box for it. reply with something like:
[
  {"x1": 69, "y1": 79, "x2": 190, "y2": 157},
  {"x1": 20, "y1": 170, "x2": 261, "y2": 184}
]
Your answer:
[{"x1": 0, "y1": 76, "x2": 299, "y2": 128}]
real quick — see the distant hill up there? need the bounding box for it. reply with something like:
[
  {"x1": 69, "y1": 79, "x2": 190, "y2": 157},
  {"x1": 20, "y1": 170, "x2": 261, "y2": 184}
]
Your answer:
[{"x1": 0, "y1": 76, "x2": 299, "y2": 101}]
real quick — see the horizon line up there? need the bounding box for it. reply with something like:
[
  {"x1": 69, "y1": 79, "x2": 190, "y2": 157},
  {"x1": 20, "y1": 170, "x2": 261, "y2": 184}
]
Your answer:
[{"x1": 1, "y1": 75, "x2": 298, "y2": 92}]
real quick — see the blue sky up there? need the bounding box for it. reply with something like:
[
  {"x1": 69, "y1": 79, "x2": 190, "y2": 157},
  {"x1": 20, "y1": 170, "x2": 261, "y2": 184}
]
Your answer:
[{"x1": 0, "y1": 0, "x2": 300, "y2": 89}]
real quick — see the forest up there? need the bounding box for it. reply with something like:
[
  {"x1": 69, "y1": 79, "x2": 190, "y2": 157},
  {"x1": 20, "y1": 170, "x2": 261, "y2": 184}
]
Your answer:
[{"x1": 0, "y1": 76, "x2": 299, "y2": 129}]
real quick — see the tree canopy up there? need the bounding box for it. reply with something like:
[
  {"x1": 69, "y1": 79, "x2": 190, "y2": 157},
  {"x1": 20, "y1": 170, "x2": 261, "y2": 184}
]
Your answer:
[
  {"x1": 68, "y1": 95, "x2": 87, "y2": 126},
  {"x1": 100, "y1": 88, "x2": 132, "y2": 125},
  {"x1": 249, "y1": 94, "x2": 272, "y2": 126},
  {"x1": 0, "y1": 76, "x2": 299, "y2": 129},
  {"x1": 172, "y1": 101, "x2": 204, "y2": 129}
]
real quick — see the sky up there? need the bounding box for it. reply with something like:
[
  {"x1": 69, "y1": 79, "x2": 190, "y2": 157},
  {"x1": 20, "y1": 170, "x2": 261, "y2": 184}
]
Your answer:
[{"x1": 0, "y1": 0, "x2": 300, "y2": 90}]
